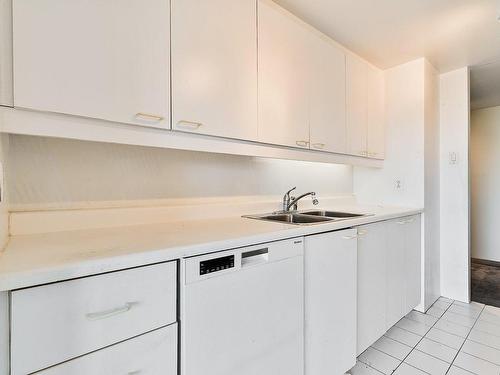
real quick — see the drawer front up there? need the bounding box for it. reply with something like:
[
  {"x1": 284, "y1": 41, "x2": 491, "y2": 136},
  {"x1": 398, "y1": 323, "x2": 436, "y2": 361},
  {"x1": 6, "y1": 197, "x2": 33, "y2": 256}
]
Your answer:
[
  {"x1": 35, "y1": 324, "x2": 177, "y2": 375},
  {"x1": 11, "y1": 262, "x2": 177, "y2": 375}
]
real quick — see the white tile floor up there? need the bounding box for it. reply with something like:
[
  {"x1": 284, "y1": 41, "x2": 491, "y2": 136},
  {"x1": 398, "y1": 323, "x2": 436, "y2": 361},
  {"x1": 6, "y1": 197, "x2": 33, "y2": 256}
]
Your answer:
[{"x1": 349, "y1": 297, "x2": 500, "y2": 375}]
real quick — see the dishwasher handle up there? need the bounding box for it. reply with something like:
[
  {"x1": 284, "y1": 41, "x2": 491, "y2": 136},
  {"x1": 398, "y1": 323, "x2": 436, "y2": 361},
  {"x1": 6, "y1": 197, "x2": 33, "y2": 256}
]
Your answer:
[{"x1": 241, "y1": 248, "x2": 269, "y2": 268}]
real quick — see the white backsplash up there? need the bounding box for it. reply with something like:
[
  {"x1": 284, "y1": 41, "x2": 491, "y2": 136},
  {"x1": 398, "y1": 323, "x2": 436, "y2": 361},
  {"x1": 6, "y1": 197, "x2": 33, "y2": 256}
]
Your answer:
[{"x1": 6, "y1": 134, "x2": 354, "y2": 211}]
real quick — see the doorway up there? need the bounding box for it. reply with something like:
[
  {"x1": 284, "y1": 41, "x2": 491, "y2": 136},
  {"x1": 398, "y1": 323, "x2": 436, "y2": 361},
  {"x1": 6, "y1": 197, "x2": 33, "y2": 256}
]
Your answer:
[{"x1": 470, "y1": 64, "x2": 500, "y2": 307}]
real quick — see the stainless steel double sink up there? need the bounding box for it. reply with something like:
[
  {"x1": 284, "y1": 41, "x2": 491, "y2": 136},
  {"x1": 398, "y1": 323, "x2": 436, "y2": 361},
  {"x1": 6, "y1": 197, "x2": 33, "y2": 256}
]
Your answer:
[{"x1": 244, "y1": 210, "x2": 371, "y2": 225}]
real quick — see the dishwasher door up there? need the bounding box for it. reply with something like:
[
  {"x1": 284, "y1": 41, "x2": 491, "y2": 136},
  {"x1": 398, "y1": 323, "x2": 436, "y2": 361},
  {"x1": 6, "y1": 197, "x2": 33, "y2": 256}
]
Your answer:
[{"x1": 181, "y1": 238, "x2": 304, "y2": 375}]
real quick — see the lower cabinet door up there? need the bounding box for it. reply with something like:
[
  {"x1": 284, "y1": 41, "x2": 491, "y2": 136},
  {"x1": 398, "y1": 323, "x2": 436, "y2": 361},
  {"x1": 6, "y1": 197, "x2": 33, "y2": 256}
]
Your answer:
[
  {"x1": 34, "y1": 324, "x2": 177, "y2": 374},
  {"x1": 305, "y1": 229, "x2": 357, "y2": 375},
  {"x1": 386, "y1": 219, "x2": 407, "y2": 329},
  {"x1": 405, "y1": 215, "x2": 422, "y2": 313},
  {"x1": 357, "y1": 222, "x2": 387, "y2": 355}
]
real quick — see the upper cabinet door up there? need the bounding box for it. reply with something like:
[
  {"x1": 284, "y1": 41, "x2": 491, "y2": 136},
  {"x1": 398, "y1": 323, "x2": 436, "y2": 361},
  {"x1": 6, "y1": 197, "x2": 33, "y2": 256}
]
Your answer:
[
  {"x1": 258, "y1": 0, "x2": 310, "y2": 149},
  {"x1": 309, "y1": 33, "x2": 347, "y2": 154},
  {"x1": 346, "y1": 54, "x2": 368, "y2": 157},
  {"x1": 171, "y1": 0, "x2": 258, "y2": 140},
  {"x1": 12, "y1": 0, "x2": 170, "y2": 128},
  {"x1": 367, "y1": 66, "x2": 385, "y2": 159}
]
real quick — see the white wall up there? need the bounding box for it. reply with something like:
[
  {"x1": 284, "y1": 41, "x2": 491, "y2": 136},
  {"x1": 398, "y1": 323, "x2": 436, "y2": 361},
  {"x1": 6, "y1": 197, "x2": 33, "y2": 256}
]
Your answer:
[
  {"x1": 354, "y1": 59, "x2": 425, "y2": 207},
  {"x1": 423, "y1": 60, "x2": 441, "y2": 308},
  {"x1": 439, "y1": 67, "x2": 470, "y2": 302},
  {"x1": 470, "y1": 106, "x2": 500, "y2": 263},
  {"x1": 5, "y1": 134, "x2": 353, "y2": 209},
  {"x1": 354, "y1": 58, "x2": 441, "y2": 311}
]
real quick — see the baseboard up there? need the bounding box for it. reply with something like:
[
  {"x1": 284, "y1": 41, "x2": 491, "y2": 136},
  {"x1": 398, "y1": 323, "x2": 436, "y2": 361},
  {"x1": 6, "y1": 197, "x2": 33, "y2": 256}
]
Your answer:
[{"x1": 471, "y1": 258, "x2": 500, "y2": 267}]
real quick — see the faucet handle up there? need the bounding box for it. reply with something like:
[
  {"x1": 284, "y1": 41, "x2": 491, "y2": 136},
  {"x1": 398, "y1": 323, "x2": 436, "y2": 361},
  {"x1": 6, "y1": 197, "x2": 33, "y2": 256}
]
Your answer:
[
  {"x1": 311, "y1": 192, "x2": 319, "y2": 205},
  {"x1": 284, "y1": 187, "x2": 297, "y2": 198}
]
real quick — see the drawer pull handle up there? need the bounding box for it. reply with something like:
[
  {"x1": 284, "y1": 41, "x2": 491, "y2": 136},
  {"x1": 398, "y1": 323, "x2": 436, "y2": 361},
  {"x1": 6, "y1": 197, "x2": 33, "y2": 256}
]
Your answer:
[
  {"x1": 358, "y1": 230, "x2": 368, "y2": 236},
  {"x1": 176, "y1": 120, "x2": 203, "y2": 130},
  {"x1": 135, "y1": 113, "x2": 164, "y2": 122},
  {"x1": 342, "y1": 234, "x2": 358, "y2": 240},
  {"x1": 296, "y1": 140, "x2": 309, "y2": 147},
  {"x1": 312, "y1": 143, "x2": 325, "y2": 149},
  {"x1": 127, "y1": 371, "x2": 142, "y2": 375},
  {"x1": 86, "y1": 302, "x2": 139, "y2": 321}
]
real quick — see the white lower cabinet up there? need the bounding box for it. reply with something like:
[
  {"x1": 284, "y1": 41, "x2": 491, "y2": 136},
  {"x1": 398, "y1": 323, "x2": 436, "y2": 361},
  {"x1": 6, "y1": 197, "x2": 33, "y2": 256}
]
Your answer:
[
  {"x1": 305, "y1": 229, "x2": 357, "y2": 375},
  {"x1": 34, "y1": 324, "x2": 177, "y2": 375},
  {"x1": 357, "y1": 215, "x2": 421, "y2": 355},
  {"x1": 10, "y1": 262, "x2": 177, "y2": 375},
  {"x1": 357, "y1": 221, "x2": 387, "y2": 355},
  {"x1": 403, "y1": 216, "x2": 422, "y2": 313}
]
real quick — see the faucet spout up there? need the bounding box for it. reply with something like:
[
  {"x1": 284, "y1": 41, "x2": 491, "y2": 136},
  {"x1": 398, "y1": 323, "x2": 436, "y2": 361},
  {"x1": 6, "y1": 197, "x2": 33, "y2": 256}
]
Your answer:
[{"x1": 286, "y1": 191, "x2": 318, "y2": 211}]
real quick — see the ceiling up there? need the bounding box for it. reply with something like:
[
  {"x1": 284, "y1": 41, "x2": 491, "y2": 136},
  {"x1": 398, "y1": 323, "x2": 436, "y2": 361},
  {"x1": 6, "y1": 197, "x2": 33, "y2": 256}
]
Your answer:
[
  {"x1": 274, "y1": 0, "x2": 500, "y2": 73},
  {"x1": 471, "y1": 61, "x2": 500, "y2": 110}
]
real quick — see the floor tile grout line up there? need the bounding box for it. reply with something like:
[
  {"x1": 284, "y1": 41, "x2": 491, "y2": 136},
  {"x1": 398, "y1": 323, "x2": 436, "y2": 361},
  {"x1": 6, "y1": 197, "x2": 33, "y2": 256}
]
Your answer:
[
  {"x1": 445, "y1": 304, "x2": 486, "y2": 375},
  {"x1": 471, "y1": 326, "x2": 500, "y2": 339},
  {"x1": 457, "y1": 350, "x2": 500, "y2": 369},
  {"x1": 392, "y1": 300, "x2": 456, "y2": 374},
  {"x1": 377, "y1": 334, "x2": 414, "y2": 350},
  {"x1": 431, "y1": 325, "x2": 470, "y2": 340},
  {"x1": 423, "y1": 334, "x2": 464, "y2": 351},
  {"x1": 467, "y1": 336, "x2": 500, "y2": 352},
  {"x1": 411, "y1": 348, "x2": 453, "y2": 366},
  {"x1": 402, "y1": 362, "x2": 432, "y2": 375}
]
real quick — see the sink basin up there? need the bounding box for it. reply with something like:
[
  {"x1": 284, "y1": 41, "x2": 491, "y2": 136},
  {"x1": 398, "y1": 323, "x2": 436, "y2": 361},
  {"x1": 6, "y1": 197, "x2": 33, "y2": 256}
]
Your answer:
[
  {"x1": 300, "y1": 210, "x2": 367, "y2": 218},
  {"x1": 245, "y1": 213, "x2": 334, "y2": 225}
]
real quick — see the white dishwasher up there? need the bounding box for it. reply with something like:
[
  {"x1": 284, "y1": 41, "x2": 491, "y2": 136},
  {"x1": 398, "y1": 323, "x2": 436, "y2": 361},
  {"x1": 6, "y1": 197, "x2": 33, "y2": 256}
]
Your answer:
[{"x1": 181, "y1": 237, "x2": 304, "y2": 375}]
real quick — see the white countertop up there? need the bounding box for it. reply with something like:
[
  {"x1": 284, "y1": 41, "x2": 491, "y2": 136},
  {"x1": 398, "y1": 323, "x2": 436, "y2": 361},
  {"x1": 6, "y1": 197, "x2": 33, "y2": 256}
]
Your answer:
[{"x1": 0, "y1": 204, "x2": 422, "y2": 291}]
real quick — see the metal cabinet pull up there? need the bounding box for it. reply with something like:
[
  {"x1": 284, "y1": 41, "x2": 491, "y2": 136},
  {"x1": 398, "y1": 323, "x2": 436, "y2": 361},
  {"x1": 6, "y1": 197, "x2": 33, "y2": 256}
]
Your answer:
[
  {"x1": 176, "y1": 120, "x2": 203, "y2": 130},
  {"x1": 368, "y1": 151, "x2": 379, "y2": 157},
  {"x1": 359, "y1": 150, "x2": 368, "y2": 156},
  {"x1": 85, "y1": 301, "x2": 139, "y2": 321},
  {"x1": 312, "y1": 143, "x2": 325, "y2": 149},
  {"x1": 127, "y1": 371, "x2": 142, "y2": 375},
  {"x1": 342, "y1": 234, "x2": 358, "y2": 240},
  {"x1": 296, "y1": 140, "x2": 309, "y2": 147},
  {"x1": 397, "y1": 220, "x2": 407, "y2": 225},
  {"x1": 135, "y1": 113, "x2": 164, "y2": 122},
  {"x1": 358, "y1": 230, "x2": 368, "y2": 236}
]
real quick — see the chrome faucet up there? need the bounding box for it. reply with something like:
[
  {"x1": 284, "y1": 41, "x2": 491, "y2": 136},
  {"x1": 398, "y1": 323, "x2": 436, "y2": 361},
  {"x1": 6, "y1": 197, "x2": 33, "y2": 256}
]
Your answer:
[{"x1": 282, "y1": 187, "x2": 319, "y2": 212}]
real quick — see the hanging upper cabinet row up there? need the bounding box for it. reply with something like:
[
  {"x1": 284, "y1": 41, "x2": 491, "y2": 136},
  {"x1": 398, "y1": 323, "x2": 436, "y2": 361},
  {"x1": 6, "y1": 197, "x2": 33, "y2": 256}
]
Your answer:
[{"x1": 11, "y1": 0, "x2": 384, "y2": 160}]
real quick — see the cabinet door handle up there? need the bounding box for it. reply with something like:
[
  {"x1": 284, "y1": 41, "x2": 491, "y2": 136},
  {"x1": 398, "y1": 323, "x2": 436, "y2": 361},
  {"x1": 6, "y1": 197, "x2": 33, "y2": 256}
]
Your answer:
[
  {"x1": 85, "y1": 301, "x2": 139, "y2": 321},
  {"x1": 358, "y1": 150, "x2": 368, "y2": 156},
  {"x1": 358, "y1": 230, "x2": 368, "y2": 236},
  {"x1": 368, "y1": 152, "x2": 378, "y2": 157},
  {"x1": 296, "y1": 140, "x2": 310, "y2": 147},
  {"x1": 127, "y1": 371, "x2": 142, "y2": 375},
  {"x1": 342, "y1": 234, "x2": 358, "y2": 240},
  {"x1": 176, "y1": 120, "x2": 203, "y2": 130},
  {"x1": 135, "y1": 112, "x2": 164, "y2": 122},
  {"x1": 397, "y1": 220, "x2": 407, "y2": 225},
  {"x1": 312, "y1": 143, "x2": 325, "y2": 149}
]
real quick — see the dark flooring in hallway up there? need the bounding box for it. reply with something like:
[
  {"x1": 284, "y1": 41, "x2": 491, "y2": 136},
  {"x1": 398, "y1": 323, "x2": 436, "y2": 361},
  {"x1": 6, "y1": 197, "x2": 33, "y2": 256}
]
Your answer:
[{"x1": 471, "y1": 260, "x2": 500, "y2": 307}]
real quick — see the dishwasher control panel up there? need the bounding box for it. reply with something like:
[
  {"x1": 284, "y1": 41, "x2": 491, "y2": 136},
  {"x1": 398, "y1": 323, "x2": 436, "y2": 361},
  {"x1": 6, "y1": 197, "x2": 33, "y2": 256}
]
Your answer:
[{"x1": 200, "y1": 255, "x2": 235, "y2": 275}]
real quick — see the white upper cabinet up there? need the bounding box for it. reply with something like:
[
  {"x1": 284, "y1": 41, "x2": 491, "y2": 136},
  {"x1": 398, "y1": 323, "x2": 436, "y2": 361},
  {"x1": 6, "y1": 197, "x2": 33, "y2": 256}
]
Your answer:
[
  {"x1": 12, "y1": 0, "x2": 170, "y2": 129},
  {"x1": 308, "y1": 33, "x2": 347, "y2": 154},
  {"x1": 347, "y1": 55, "x2": 385, "y2": 159},
  {"x1": 367, "y1": 66, "x2": 385, "y2": 159},
  {"x1": 171, "y1": 0, "x2": 258, "y2": 140},
  {"x1": 346, "y1": 54, "x2": 368, "y2": 157},
  {"x1": 258, "y1": 0, "x2": 310, "y2": 149}
]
